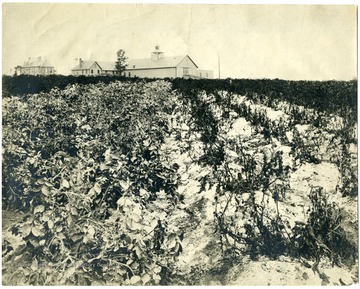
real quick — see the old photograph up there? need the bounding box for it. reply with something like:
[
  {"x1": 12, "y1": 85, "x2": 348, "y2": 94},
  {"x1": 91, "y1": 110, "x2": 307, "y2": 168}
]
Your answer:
[{"x1": 2, "y1": 2, "x2": 358, "y2": 286}]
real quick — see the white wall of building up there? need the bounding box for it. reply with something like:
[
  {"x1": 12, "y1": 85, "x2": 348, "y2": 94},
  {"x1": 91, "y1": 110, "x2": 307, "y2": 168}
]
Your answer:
[
  {"x1": 89, "y1": 62, "x2": 102, "y2": 75},
  {"x1": 126, "y1": 67, "x2": 176, "y2": 78},
  {"x1": 176, "y1": 57, "x2": 198, "y2": 77},
  {"x1": 198, "y1": 69, "x2": 214, "y2": 79}
]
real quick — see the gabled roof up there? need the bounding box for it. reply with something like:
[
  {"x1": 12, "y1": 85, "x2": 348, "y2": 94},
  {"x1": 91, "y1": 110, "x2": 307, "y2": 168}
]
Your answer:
[
  {"x1": 97, "y1": 61, "x2": 117, "y2": 71},
  {"x1": 127, "y1": 55, "x2": 198, "y2": 70},
  {"x1": 71, "y1": 60, "x2": 96, "y2": 70}
]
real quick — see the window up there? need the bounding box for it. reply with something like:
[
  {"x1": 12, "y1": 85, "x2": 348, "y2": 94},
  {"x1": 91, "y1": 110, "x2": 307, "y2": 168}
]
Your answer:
[
  {"x1": 183, "y1": 67, "x2": 189, "y2": 76},
  {"x1": 113, "y1": 71, "x2": 115, "y2": 75},
  {"x1": 128, "y1": 72, "x2": 131, "y2": 77},
  {"x1": 97, "y1": 70, "x2": 100, "y2": 74},
  {"x1": 200, "y1": 72, "x2": 202, "y2": 77},
  {"x1": 91, "y1": 69, "x2": 93, "y2": 74},
  {"x1": 133, "y1": 65, "x2": 136, "y2": 68}
]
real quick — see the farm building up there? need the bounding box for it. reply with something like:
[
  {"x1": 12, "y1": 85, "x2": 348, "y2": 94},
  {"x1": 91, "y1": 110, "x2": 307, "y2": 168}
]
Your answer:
[
  {"x1": 125, "y1": 45, "x2": 213, "y2": 78},
  {"x1": 71, "y1": 60, "x2": 119, "y2": 76},
  {"x1": 15, "y1": 57, "x2": 56, "y2": 76},
  {"x1": 71, "y1": 45, "x2": 213, "y2": 78}
]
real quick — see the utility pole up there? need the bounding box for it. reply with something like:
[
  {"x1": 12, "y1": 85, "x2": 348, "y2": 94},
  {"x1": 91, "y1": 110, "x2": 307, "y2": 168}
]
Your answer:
[{"x1": 218, "y1": 51, "x2": 221, "y2": 79}]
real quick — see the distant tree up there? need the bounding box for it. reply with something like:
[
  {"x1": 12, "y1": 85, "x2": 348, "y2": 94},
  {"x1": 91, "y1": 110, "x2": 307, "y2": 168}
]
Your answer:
[
  {"x1": 115, "y1": 49, "x2": 128, "y2": 75},
  {"x1": 14, "y1": 66, "x2": 20, "y2": 76}
]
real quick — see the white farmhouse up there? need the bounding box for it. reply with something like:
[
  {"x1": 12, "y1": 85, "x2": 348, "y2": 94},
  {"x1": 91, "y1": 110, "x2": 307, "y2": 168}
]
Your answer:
[{"x1": 71, "y1": 60, "x2": 118, "y2": 76}]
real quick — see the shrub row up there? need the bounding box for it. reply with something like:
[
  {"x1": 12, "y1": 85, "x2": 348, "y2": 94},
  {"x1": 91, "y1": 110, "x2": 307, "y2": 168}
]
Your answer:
[{"x1": 4, "y1": 76, "x2": 357, "y2": 117}]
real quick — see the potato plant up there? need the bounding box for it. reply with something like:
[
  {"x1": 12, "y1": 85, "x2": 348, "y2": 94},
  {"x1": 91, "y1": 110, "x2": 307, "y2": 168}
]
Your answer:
[
  {"x1": 179, "y1": 87, "x2": 357, "y2": 267},
  {"x1": 2, "y1": 80, "x2": 183, "y2": 285}
]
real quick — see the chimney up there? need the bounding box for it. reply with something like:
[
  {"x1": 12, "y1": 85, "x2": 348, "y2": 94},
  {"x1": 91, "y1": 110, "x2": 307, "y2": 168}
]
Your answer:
[
  {"x1": 79, "y1": 58, "x2": 83, "y2": 68},
  {"x1": 37, "y1": 56, "x2": 42, "y2": 61}
]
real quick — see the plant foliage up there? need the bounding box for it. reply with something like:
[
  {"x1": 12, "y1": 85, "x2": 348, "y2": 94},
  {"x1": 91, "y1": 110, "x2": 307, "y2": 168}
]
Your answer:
[
  {"x1": 2, "y1": 77, "x2": 357, "y2": 285},
  {"x1": 3, "y1": 80, "x2": 183, "y2": 285}
]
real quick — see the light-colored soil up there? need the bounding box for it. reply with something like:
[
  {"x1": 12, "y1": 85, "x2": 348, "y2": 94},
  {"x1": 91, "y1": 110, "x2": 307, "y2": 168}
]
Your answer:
[{"x1": 158, "y1": 99, "x2": 359, "y2": 286}]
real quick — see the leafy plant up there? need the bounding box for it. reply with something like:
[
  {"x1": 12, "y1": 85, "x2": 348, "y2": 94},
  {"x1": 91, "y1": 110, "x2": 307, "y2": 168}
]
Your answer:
[
  {"x1": 2, "y1": 80, "x2": 183, "y2": 285},
  {"x1": 290, "y1": 127, "x2": 321, "y2": 167},
  {"x1": 290, "y1": 187, "x2": 357, "y2": 267},
  {"x1": 212, "y1": 137, "x2": 291, "y2": 260}
]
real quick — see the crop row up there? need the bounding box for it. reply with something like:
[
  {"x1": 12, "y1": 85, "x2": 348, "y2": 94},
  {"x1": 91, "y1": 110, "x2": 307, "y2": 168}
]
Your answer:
[{"x1": 176, "y1": 87, "x2": 357, "y2": 266}]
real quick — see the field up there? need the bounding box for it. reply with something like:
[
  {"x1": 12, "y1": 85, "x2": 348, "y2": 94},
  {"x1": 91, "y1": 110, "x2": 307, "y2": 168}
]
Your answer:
[{"x1": 2, "y1": 76, "x2": 358, "y2": 285}]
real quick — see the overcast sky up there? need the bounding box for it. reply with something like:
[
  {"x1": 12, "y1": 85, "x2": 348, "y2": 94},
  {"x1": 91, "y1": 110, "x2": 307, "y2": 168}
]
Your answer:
[{"x1": 2, "y1": 3, "x2": 357, "y2": 80}]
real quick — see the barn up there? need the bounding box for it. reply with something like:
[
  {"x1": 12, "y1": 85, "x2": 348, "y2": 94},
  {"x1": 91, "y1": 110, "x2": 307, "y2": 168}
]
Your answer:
[{"x1": 126, "y1": 45, "x2": 196, "y2": 78}]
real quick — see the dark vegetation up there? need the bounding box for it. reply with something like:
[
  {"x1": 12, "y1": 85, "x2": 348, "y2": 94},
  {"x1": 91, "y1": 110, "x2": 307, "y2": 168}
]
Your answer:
[
  {"x1": 2, "y1": 75, "x2": 358, "y2": 285},
  {"x1": 2, "y1": 75, "x2": 134, "y2": 97},
  {"x1": 172, "y1": 78, "x2": 357, "y2": 122},
  {"x1": 3, "y1": 75, "x2": 357, "y2": 119}
]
